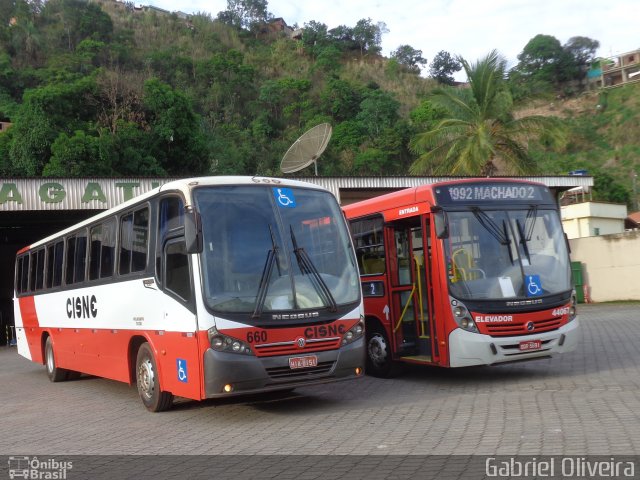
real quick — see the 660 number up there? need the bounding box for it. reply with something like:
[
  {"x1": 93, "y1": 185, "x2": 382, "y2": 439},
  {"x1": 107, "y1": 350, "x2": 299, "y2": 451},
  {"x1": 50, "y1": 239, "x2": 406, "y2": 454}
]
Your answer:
[{"x1": 246, "y1": 331, "x2": 268, "y2": 343}]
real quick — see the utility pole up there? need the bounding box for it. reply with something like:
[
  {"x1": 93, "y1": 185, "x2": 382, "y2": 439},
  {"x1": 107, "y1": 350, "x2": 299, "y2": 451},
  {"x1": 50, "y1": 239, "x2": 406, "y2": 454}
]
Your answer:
[{"x1": 634, "y1": 173, "x2": 638, "y2": 212}]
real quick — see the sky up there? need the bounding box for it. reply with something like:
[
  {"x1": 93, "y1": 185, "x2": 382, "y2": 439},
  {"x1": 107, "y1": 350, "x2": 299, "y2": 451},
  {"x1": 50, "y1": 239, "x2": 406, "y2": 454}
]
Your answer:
[{"x1": 149, "y1": 0, "x2": 638, "y2": 80}]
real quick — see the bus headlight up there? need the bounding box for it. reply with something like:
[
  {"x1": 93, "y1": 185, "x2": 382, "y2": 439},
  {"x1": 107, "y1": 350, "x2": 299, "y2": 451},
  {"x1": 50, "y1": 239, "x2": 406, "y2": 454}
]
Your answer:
[
  {"x1": 568, "y1": 292, "x2": 577, "y2": 322},
  {"x1": 450, "y1": 297, "x2": 478, "y2": 333},
  {"x1": 342, "y1": 318, "x2": 365, "y2": 346},
  {"x1": 208, "y1": 326, "x2": 254, "y2": 355}
]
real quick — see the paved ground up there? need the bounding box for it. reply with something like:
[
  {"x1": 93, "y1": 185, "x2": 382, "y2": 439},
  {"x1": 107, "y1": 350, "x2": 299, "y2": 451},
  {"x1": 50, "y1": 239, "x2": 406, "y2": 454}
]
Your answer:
[{"x1": 0, "y1": 304, "x2": 639, "y2": 463}]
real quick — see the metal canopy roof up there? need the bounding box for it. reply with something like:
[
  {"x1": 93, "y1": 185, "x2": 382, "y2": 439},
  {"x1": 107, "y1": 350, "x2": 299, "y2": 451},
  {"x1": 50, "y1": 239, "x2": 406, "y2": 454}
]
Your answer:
[
  {"x1": 0, "y1": 175, "x2": 593, "y2": 211},
  {"x1": 293, "y1": 175, "x2": 594, "y2": 204}
]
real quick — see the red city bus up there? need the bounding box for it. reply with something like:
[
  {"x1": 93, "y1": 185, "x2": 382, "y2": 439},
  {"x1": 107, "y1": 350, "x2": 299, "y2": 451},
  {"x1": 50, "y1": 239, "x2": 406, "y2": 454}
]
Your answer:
[
  {"x1": 343, "y1": 179, "x2": 579, "y2": 376},
  {"x1": 14, "y1": 177, "x2": 364, "y2": 411}
]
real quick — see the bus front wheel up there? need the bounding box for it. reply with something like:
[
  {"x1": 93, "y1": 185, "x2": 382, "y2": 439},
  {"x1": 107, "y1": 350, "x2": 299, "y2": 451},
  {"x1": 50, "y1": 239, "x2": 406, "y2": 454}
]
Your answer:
[
  {"x1": 44, "y1": 336, "x2": 70, "y2": 382},
  {"x1": 366, "y1": 325, "x2": 400, "y2": 378},
  {"x1": 136, "y1": 343, "x2": 174, "y2": 412}
]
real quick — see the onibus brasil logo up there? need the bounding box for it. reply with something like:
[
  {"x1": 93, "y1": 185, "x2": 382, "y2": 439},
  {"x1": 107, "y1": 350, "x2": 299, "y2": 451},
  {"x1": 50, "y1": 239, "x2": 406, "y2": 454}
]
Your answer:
[{"x1": 8, "y1": 456, "x2": 72, "y2": 479}]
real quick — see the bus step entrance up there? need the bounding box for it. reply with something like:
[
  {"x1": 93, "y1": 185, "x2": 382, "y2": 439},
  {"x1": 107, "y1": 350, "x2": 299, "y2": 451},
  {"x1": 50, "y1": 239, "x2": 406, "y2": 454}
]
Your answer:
[
  {"x1": 397, "y1": 340, "x2": 417, "y2": 356},
  {"x1": 399, "y1": 355, "x2": 432, "y2": 364},
  {"x1": 417, "y1": 336, "x2": 431, "y2": 356}
]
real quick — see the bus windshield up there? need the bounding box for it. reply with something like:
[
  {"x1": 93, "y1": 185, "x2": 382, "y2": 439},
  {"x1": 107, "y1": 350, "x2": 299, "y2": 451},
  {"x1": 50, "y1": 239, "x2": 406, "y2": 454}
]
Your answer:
[
  {"x1": 195, "y1": 185, "x2": 360, "y2": 321},
  {"x1": 445, "y1": 207, "x2": 571, "y2": 300}
]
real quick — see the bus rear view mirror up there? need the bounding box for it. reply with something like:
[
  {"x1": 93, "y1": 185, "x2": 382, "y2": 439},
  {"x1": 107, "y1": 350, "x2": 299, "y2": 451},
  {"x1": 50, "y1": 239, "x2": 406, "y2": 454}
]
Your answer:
[
  {"x1": 433, "y1": 209, "x2": 449, "y2": 239},
  {"x1": 184, "y1": 208, "x2": 203, "y2": 254}
]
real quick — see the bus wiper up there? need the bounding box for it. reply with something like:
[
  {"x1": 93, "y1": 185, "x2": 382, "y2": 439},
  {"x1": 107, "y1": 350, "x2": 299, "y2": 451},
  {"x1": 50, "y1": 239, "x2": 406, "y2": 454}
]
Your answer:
[
  {"x1": 252, "y1": 225, "x2": 280, "y2": 319},
  {"x1": 290, "y1": 225, "x2": 338, "y2": 312},
  {"x1": 516, "y1": 219, "x2": 531, "y2": 265},
  {"x1": 471, "y1": 207, "x2": 514, "y2": 264},
  {"x1": 471, "y1": 208, "x2": 510, "y2": 245}
]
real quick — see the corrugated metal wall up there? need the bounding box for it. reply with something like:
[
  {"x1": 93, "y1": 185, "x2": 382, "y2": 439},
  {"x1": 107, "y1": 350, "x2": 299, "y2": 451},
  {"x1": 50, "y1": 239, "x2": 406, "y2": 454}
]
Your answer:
[
  {"x1": 0, "y1": 178, "x2": 171, "y2": 211},
  {"x1": 1, "y1": 176, "x2": 593, "y2": 210}
]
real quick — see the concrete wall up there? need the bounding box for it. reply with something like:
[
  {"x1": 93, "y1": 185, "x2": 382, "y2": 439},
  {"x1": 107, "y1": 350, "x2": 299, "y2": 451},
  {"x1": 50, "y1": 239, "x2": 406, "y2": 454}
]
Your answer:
[{"x1": 569, "y1": 230, "x2": 640, "y2": 302}]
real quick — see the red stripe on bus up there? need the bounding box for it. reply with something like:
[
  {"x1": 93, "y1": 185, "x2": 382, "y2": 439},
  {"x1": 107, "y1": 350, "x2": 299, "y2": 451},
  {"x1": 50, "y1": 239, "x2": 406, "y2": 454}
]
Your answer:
[
  {"x1": 18, "y1": 296, "x2": 43, "y2": 362},
  {"x1": 38, "y1": 326, "x2": 203, "y2": 401}
]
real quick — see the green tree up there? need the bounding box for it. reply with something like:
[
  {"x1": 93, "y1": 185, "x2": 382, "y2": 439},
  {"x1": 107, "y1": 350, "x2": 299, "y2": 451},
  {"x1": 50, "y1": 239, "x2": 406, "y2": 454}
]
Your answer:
[
  {"x1": 564, "y1": 36, "x2": 600, "y2": 82},
  {"x1": 410, "y1": 50, "x2": 565, "y2": 176},
  {"x1": 429, "y1": 50, "x2": 461, "y2": 85},
  {"x1": 41, "y1": 0, "x2": 113, "y2": 52},
  {"x1": 320, "y1": 78, "x2": 362, "y2": 122},
  {"x1": 515, "y1": 34, "x2": 567, "y2": 85},
  {"x1": 143, "y1": 78, "x2": 208, "y2": 175},
  {"x1": 356, "y1": 88, "x2": 400, "y2": 139},
  {"x1": 217, "y1": 0, "x2": 269, "y2": 31},
  {"x1": 43, "y1": 130, "x2": 111, "y2": 176},
  {"x1": 301, "y1": 20, "x2": 329, "y2": 58},
  {"x1": 390, "y1": 44, "x2": 426, "y2": 74},
  {"x1": 352, "y1": 18, "x2": 387, "y2": 57}
]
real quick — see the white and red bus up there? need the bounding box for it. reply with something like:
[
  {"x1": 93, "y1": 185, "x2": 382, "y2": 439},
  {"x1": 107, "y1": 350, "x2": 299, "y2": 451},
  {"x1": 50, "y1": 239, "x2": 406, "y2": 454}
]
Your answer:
[
  {"x1": 343, "y1": 179, "x2": 579, "y2": 376},
  {"x1": 14, "y1": 176, "x2": 364, "y2": 411}
]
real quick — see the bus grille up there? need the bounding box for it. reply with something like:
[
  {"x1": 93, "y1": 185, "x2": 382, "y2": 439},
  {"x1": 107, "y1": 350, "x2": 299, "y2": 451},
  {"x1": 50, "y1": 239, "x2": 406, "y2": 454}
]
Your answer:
[
  {"x1": 484, "y1": 317, "x2": 563, "y2": 337},
  {"x1": 254, "y1": 338, "x2": 341, "y2": 357},
  {"x1": 265, "y1": 361, "x2": 334, "y2": 379}
]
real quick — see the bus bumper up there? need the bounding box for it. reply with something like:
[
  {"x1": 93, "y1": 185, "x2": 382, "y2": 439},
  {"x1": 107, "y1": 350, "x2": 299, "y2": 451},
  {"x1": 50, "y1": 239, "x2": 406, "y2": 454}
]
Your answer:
[
  {"x1": 202, "y1": 337, "x2": 365, "y2": 398},
  {"x1": 448, "y1": 318, "x2": 580, "y2": 367}
]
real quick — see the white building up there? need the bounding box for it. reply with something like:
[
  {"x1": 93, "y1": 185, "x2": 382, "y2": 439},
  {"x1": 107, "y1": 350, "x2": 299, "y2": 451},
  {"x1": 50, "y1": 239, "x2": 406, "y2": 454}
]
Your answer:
[{"x1": 561, "y1": 201, "x2": 627, "y2": 239}]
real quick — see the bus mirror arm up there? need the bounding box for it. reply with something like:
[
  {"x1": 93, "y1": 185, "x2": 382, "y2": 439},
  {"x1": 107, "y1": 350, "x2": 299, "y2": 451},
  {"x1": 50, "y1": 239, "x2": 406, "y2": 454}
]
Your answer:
[
  {"x1": 184, "y1": 209, "x2": 203, "y2": 254},
  {"x1": 433, "y1": 209, "x2": 449, "y2": 239}
]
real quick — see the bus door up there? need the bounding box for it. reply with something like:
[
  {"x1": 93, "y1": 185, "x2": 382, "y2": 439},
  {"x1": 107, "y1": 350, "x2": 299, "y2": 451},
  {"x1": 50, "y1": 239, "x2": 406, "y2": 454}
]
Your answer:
[{"x1": 385, "y1": 216, "x2": 435, "y2": 362}]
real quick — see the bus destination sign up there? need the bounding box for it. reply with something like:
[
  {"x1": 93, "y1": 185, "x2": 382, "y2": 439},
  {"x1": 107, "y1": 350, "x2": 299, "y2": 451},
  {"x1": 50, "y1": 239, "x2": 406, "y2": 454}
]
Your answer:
[{"x1": 435, "y1": 183, "x2": 552, "y2": 205}]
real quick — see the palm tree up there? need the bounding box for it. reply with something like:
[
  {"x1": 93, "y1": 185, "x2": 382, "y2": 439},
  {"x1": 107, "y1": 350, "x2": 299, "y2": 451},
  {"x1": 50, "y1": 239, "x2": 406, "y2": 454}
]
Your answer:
[{"x1": 409, "y1": 49, "x2": 565, "y2": 176}]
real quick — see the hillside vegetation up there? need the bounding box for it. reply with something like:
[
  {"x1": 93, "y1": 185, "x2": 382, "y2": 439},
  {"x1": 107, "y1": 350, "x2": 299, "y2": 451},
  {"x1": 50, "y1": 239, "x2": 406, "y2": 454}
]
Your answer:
[{"x1": 0, "y1": 0, "x2": 637, "y2": 205}]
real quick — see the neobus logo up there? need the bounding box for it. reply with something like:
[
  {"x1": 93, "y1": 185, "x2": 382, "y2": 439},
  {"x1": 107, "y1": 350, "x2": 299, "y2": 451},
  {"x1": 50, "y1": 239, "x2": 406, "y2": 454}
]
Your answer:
[
  {"x1": 66, "y1": 295, "x2": 97, "y2": 319},
  {"x1": 272, "y1": 312, "x2": 319, "y2": 320},
  {"x1": 398, "y1": 206, "x2": 419, "y2": 216}
]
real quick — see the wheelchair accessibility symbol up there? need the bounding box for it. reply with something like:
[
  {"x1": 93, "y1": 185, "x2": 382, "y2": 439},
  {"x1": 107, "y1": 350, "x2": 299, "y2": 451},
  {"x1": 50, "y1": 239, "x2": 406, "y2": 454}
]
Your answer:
[
  {"x1": 273, "y1": 187, "x2": 296, "y2": 208},
  {"x1": 177, "y1": 358, "x2": 188, "y2": 383},
  {"x1": 525, "y1": 275, "x2": 543, "y2": 297}
]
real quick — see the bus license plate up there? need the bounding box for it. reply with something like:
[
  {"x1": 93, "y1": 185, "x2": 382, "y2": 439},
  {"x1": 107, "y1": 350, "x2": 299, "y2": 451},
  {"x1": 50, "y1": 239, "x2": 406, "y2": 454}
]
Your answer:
[
  {"x1": 289, "y1": 355, "x2": 318, "y2": 369},
  {"x1": 519, "y1": 340, "x2": 542, "y2": 351}
]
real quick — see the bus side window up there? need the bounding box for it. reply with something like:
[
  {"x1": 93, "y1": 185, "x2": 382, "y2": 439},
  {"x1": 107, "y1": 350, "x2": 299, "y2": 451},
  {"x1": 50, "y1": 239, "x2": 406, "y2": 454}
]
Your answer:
[
  {"x1": 52, "y1": 241, "x2": 64, "y2": 287},
  {"x1": 101, "y1": 219, "x2": 116, "y2": 278},
  {"x1": 74, "y1": 232, "x2": 87, "y2": 283},
  {"x1": 157, "y1": 197, "x2": 185, "y2": 284},
  {"x1": 16, "y1": 255, "x2": 29, "y2": 295},
  {"x1": 46, "y1": 244, "x2": 54, "y2": 289},
  {"x1": 89, "y1": 224, "x2": 103, "y2": 281},
  {"x1": 30, "y1": 248, "x2": 44, "y2": 291},
  {"x1": 165, "y1": 240, "x2": 191, "y2": 302},
  {"x1": 89, "y1": 219, "x2": 115, "y2": 281},
  {"x1": 35, "y1": 249, "x2": 45, "y2": 291},
  {"x1": 120, "y1": 207, "x2": 149, "y2": 275},
  {"x1": 350, "y1": 216, "x2": 385, "y2": 275},
  {"x1": 65, "y1": 236, "x2": 77, "y2": 285}
]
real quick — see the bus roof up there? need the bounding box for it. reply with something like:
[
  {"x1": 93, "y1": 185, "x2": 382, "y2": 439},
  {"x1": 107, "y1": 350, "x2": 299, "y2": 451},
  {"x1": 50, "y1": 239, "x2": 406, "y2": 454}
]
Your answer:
[{"x1": 21, "y1": 176, "x2": 330, "y2": 251}]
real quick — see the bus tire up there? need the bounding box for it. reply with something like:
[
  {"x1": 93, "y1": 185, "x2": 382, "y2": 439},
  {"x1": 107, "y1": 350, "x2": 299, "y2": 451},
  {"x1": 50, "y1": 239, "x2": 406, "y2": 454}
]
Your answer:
[
  {"x1": 135, "y1": 342, "x2": 174, "y2": 412},
  {"x1": 366, "y1": 325, "x2": 400, "y2": 378},
  {"x1": 44, "y1": 336, "x2": 69, "y2": 383}
]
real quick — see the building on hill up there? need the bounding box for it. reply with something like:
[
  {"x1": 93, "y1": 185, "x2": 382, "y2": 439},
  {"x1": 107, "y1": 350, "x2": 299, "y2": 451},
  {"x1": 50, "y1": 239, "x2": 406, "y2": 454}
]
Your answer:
[{"x1": 588, "y1": 48, "x2": 640, "y2": 89}]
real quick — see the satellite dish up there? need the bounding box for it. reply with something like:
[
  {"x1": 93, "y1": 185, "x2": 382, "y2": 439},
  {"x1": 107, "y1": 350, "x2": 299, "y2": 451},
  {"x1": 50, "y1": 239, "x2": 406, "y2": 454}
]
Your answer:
[{"x1": 280, "y1": 123, "x2": 332, "y2": 175}]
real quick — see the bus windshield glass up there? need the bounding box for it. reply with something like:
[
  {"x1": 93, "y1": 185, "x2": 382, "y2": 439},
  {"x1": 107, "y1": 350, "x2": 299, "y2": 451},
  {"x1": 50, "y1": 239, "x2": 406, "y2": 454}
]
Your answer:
[
  {"x1": 195, "y1": 185, "x2": 360, "y2": 321},
  {"x1": 445, "y1": 207, "x2": 571, "y2": 301}
]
